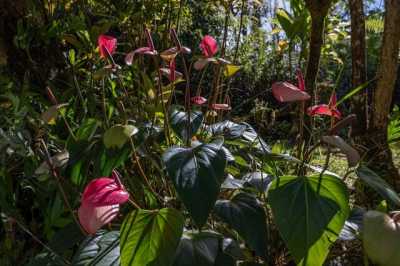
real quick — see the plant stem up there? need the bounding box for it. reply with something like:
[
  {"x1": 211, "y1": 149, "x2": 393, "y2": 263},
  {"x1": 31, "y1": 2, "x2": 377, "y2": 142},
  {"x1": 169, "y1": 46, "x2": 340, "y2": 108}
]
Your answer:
[
  {"x1": 40, "y1": 139, "x2": 86, "y2": 235},
  {"x1": 11, "y1": 216, "x2": 71, "y2": 265}
]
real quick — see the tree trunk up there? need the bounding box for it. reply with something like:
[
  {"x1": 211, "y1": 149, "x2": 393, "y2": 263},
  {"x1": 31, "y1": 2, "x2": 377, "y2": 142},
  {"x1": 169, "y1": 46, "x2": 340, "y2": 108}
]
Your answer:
[
  {"x1": 304, "y1": 0, "x2": 332, "y2": 100},
  {"x1": 349, "y1": 0, "x2": 368, "y2": 135},
  {"x1": 366, "y1": 0, "x2": 400, "y2": 189},
  {"x1": 301, "y1": 0, "x2": 332, "y2": 149}
]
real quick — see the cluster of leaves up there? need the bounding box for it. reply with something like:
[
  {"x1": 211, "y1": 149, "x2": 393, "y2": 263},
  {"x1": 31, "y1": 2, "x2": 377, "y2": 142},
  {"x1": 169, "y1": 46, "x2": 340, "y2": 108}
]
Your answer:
[{"x1": 0, "y1": 1, "x2": 399, "y2": 266}]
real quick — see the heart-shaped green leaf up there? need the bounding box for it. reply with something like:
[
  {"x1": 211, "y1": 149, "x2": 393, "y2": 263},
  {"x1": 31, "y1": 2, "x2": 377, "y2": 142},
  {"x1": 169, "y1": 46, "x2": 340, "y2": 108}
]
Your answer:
[
  {"x1": 214, "y1": 193, "x2": 268, "y2": 257},
  {"x1": 72, "y1": 230, "x2": 120, "y2": 266},
  {"x1": 268, "y1": 175, "x2": 349, "y2": 265},
  {"x1": 170, "y1": 108, "x2": 203, "y2": 142},
  {"x1": 103, "y1": 124, "x2": 138, "y2": 149},
  {"x1": 120, "y1": 208, "x2": 184, "y2": 266},
  {"x1": 163, "y1": 138, "x2": 227, "y2": 227}
]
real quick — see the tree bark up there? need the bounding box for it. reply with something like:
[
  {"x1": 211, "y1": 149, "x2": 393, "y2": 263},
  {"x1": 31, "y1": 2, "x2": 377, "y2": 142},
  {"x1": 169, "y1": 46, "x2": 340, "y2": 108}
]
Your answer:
[
  {"x1": 304, "y1": 0, "x2": 332, "y2": 99},
  {"x1": 366, "y1": 0, "x2": 400, "y2": 189},
  {"x1": 349, "y1": 0, "x2": 368, "y2": 135},
  {"x1": 301, "y1": 0, "x2": 332, "y2": 149}
]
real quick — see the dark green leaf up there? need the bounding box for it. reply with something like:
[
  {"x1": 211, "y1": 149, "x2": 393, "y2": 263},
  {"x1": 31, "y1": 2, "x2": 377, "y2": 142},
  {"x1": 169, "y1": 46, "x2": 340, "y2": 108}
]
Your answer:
[
  {"x1": 170, "y1": 108, "x2": 203, "y2": 142},
  {"x1": 120, "y1": 208, "x2": 184, "y2": 266},
  {"x1": 242, "y1": 172, "x2": 274, "y2": 192},
  {"x1": 163, "y1": 138, "x2": 227, "y2": 227},
  {"x1": 72, "y1": 230, "x2": 120, "y2": 266},
  {"x1": 214, "y1": 193, "x2": 268, "y2": 257},
  {"x1": 221, "y1": 174, "x2": 245, "y2": 189},
  {"x1": 268, "y1": 175, "x2": 349, "y2": 265},
  {"x1": 207, "y1": 121, "x2": 270, "y2": 154},
  {"x1": 173, "y1": 231, "x2": 221, "y2": 266},
  {"x1": 356, "y1": 165, "x2": 400, "y2": 207}
]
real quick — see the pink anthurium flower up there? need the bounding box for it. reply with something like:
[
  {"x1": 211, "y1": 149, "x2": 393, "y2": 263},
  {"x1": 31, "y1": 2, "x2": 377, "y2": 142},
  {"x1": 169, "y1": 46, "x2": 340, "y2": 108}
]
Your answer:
[
  {"x1": 307, "y1": 92, "x2": 342, "y2": 119},
  {"x1": 78, "y1": 171, "x2": 129, "y2": 234},
  {"x1": 272, "y1": 81, "x2": 311, "y2": 102},
  {"x1": 200, "y1": 35, "x2": 218, "y2": 58},
  {"x1": 191, "y1": 96, "x2": 207, "y2": 105},
  {"x1": 98, "y1": 35, "x2": 117, "y2": 59},
  {"x1": 125, "y1": 29, "x2": 158, "y2": 65},
  {"x1": 211, "y1": 103, "x2": 231, "y2": 111}
]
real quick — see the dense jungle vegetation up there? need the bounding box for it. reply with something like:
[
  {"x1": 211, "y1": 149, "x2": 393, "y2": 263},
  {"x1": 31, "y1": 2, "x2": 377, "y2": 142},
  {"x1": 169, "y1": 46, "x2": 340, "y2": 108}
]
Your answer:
[{"x1": 1, "y1": 0, "x2": 400, "y2": 265}]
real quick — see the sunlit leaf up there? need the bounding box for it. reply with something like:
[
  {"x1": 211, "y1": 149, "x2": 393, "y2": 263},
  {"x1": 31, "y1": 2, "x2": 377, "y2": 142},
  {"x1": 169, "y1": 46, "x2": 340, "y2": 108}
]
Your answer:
[
  {"x1": 120, "y1": 208, "x2": 184, "y2": 266},
  {"x1": 268, "y1": 175, "x2": 349, "y2": 265},
  {"x1": 103, "y1": 124, "x2": 138, "y2": 149},
  {"x1": 224, "y1": 64, "x2": 240, "y2": 77}
]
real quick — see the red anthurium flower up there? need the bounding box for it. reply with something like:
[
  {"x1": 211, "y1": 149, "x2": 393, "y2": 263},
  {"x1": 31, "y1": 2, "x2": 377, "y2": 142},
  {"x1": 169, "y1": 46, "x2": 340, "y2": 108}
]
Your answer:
[
  {"x1": 98, "y1": 35, "x2": 117, "y2": 58},
  {"x1": 211, "y1": 103, "x2": 231, "y2": 111},
  {"x1": 125, "y1": 29, "x2": 158, "y2": 65},
  {"x1": 78, "y1": 171, "x2": 129, "y2": 234},
  {"x1": 200, "y1": 35, "x2": 218, "y2": 58},
  {"x1": 191, "y1": 96, "x2": 207, "y2": 105},
  {"x1": 272, "y1": 82, "x2": 311, "y2": 102},
  {"x1": 307, "y1": 92, "x2": 341, "y2": 119},
  {"x1": 296, "y1": 69, "x2": 305, "y2": 91}
]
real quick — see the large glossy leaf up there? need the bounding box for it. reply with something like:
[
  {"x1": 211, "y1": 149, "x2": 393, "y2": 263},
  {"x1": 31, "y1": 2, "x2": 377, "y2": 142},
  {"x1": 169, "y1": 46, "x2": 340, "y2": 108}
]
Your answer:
[
  {"x1": 356, "y1": 165, "x2": 400, "y2": 207},
  {"x1": 173, "y1": 231, "x2": 221, "y2": 266},
  {"x1": 120, "y1": 208, "x2": 184, "y2": 266},
  {"x1": 207, "y1": 121, "x2": 270, "y2": 153},
  {"x1": 163, "y1": 138, "x2": 227, "y2": 227},
  {"x1": 268, "y1": 175, "x2": 349, "y2": 265},
  {"x1": 221, "y1": 174, "x2": 245, "y2": 189},
  {"x1": 170, "y1": 108, "x2": 203, "y2": 142},
  {"x1": 214, "y1": 193, "x2": 268, "y2": 257},
  {"x1": 72, "y1": 230, "x2": 120, "y2": 266},
  {"x1": 242, "y1": 172, "x2": 274, "y2": 192}
]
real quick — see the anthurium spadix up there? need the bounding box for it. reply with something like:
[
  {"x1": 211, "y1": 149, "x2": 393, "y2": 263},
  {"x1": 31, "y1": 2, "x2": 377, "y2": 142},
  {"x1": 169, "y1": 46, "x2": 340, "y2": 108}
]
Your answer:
[{"x1": 78, "y1": 171, "x2": 129, "y2": 234}]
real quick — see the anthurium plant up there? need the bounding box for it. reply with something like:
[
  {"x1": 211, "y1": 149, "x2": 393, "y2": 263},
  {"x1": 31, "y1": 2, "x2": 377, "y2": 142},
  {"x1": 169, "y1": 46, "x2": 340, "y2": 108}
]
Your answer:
[{"x1": 1, "y1": 13, "x2": 399, "y2": 266}]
